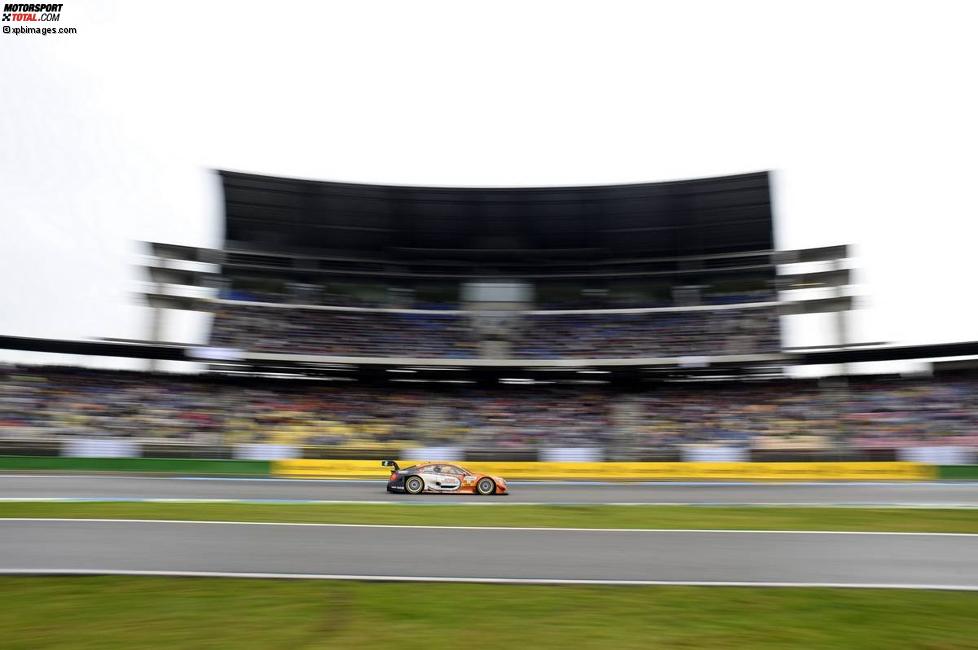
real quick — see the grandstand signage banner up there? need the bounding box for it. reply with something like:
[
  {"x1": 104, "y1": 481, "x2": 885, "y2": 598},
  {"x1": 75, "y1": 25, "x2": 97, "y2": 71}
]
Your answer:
[
  {"x1": 62, "y1": 438, "x2": 140, "y2": 459},
  {"x1": 898, "y1": 446, "x2": 975, "y2": 466},
  {"x1": 402, "y1": 447, "x2": 464, "y2": 461},
  {"x1": 680, "y1": 445, "x2": 748, "y2": 462},
  {"x1": 539, "y1": 447, "x2": 604, "y2": 463},
  {"x1": 233, "y1": 444, "x2": 298, "y2": 461},
  {"x1": 273, "y1": 460, "x2": 935, "y2": 481}
]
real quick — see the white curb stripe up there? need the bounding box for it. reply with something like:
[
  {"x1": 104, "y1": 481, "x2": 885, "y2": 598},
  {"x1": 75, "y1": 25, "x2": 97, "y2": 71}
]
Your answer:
[
  {"x1": 1, "y1": 569, "x2": 976, "y2": 591},
  {"x1": 1, "y1": 497, "x2": 977, "y2": 508},
  {"x1": 3, "y1": 518, "x2": 977, "y2": 537}
]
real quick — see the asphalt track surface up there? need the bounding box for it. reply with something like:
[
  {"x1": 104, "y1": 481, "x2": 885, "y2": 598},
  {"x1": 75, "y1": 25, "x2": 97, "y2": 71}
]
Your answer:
[
  {"x1": 2, "y1": 474, "x2": 978, "y2": 506},
  {"x1": 2, "y1": 519, "x2": 977, "y2": 589}
]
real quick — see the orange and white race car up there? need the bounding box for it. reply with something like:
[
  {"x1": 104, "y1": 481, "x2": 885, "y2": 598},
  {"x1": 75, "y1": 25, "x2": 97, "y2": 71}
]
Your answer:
[{"x1": 383, "y1": 460, "x2": 508, "y2": 495}]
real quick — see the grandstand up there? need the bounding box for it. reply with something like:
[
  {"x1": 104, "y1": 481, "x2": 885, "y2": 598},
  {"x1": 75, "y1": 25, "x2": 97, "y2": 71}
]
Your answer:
[
  {"x1": 10, "y1": 168, "x2": 978, "y2": 466},
  {"x1": 25, "y1": 169, "x2": 978, "y2": 463},
  {"x1": 2, "y1": 364, "x2": 977, "y2": 461},
  {"x1": 144, "y1": 171, "x2": 852, "y2": 372}
]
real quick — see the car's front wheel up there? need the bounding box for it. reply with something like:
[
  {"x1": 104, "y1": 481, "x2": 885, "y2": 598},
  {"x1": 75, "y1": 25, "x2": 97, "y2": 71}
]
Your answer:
[
  {"x1": 476, "y1": 478, "x2": 496, "y2": 495},
  {"x1": 404, "y1": 476, "x2": 425, "y2": 495}
]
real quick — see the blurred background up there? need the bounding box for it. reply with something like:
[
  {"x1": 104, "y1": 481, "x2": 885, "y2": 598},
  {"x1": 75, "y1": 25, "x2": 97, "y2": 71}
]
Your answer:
[
  {"x1": 1, "y1": 1, "x2": 977, "y2": 465},
  {"x1": 2, "y1": 1, "x2": 977, "y2": 369},
  {"x1": 2, "y1": 3, "x2": 978, "y2": 647}
]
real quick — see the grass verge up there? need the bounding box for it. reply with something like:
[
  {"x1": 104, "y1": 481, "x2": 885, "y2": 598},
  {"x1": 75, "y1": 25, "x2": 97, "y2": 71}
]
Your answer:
[
  {"x1": 1, "y1": 501, "x2": 977, "y2": 532},
  {"x1": 1, "y1": 577, "x2": 976, "y2": 649}
]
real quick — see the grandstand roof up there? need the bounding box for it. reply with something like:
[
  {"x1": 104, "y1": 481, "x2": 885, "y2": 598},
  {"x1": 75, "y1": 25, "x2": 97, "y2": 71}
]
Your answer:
[
  {"x1": 219, "y1": 170, "x2": 774, "y2": 262},
  {"x1": 6, "y1": 335, "x2": 975, "y2": 372}
]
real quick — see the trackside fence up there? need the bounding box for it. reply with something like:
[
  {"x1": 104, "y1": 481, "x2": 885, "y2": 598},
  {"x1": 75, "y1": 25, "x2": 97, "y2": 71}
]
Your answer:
[{"x1": 0, "y1": 456, "x2": 976, "y2": 480}]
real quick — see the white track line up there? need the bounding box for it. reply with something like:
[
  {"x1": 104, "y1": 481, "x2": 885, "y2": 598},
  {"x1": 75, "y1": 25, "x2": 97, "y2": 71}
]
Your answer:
[
  {"x1": 2, "y1": 498, "x2": 977, "y2": 508},
  {"x1": 3, "y1": 518, "x2": 977, "y2": 537},
  {"x1": 0, "y1": 569, "x2": 975, "y2": 591},
  {"x1": 0, "y1": 474, "x2": 972, "y2": 487}
]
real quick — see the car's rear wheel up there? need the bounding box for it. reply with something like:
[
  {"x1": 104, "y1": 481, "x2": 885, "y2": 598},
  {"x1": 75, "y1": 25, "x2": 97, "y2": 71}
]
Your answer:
[
  {"x1": 476, "y1": 478, "x2": 496, "y2": 495},
  {"x1": 404, "y1": 475, "x2": 425, "y2": 495}
]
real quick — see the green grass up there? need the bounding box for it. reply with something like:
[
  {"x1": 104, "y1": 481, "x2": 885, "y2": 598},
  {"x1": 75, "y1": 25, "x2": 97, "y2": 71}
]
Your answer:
[
  {"x1": 2, "y1": 501, "x2": 978, "y2": 532},
  {"x1": 0, "y1": 577, "x2": 976, "y2": 649}
]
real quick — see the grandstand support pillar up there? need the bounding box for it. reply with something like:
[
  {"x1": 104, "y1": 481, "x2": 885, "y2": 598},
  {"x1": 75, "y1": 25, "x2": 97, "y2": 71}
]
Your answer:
[
  {"x1": 830, "y1": 258, "x2": 851, "y2": 443},
  {"x1": 148, "y1": 307, "x2": 164, "y2": 372},
  {"x1": 147, "y1": 255, "x2": 166, "y2": 372},
  {"x1": 833, "y1": 258, "x2": 850, "y2": 377}
]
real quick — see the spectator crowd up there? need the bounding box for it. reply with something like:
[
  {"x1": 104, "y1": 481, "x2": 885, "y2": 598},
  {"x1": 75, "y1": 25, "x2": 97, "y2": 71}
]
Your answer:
[
  {"x1": 513, "y1": 309, "x2": 780, "y2": 359},
  {"x1": 210, "y1": 306, "x2": 479, "y2": 359},
  {"x1": 209, "y1": 305, "x2": 780, "y2": 359},
  {"x1": 1, "y1": 366, "x2": 977, "y2": 452}
]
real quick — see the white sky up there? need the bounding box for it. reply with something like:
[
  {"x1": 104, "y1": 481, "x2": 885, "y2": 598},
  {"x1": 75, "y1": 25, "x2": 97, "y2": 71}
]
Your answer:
[{"x1": 1, "y1": 0, "x2": 976, "y2": 373}]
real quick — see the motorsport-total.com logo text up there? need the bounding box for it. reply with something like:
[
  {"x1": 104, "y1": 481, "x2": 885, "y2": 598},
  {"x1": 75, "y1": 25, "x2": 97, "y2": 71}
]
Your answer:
[{"x1": 2, "y1": 3, "x2": 63, "y2": 21}]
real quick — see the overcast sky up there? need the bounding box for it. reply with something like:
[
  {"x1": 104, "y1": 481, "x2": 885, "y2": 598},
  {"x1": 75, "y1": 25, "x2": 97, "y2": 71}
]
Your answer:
[{"x1": 1, "y1": 0, "x2": 976, "y2": 373}]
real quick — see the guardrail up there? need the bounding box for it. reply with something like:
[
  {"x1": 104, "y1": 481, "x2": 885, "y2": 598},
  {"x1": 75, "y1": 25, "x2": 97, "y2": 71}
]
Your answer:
[
  {"x1": 0, "y1": 455, "x2": 976, "y2": 480},
  {"x1": 0, "y1": 456, "x2": 271, "y2": 475},
  {"x1": 272, "y1": 460, "x2": 935, "y2": 481}
]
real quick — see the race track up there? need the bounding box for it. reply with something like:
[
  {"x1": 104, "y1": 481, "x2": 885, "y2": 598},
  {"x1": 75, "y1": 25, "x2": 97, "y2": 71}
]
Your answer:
[
  {"x1": 2, "y1": 519, "x2": 977, "y2": 589},
  {"x1": 1, "y1": 474, "x2": 978, "y2": 506},
  {"x1": 4, "y1": 476, "x2": 978, "y2": 588}
]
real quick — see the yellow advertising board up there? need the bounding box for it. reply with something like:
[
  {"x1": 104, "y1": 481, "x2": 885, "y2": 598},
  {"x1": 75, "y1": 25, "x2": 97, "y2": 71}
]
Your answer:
[
  {"x1": 272, "y1": 459, "x2": 934, "y2": 481},
  {"x1": 272, "y1": 459, "x2": 390, "y2": 478}
]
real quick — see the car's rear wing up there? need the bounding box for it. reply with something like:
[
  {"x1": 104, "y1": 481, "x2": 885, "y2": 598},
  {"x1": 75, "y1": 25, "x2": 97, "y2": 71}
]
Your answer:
[{"x1": 381, "y1": 460, "x2": 400, "y2": 472}]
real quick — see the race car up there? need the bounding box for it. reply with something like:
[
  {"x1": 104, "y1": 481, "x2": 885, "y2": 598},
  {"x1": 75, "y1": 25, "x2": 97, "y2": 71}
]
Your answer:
[{"x1": 382, "y1": 460, "x2": 508, "y2": 495}]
